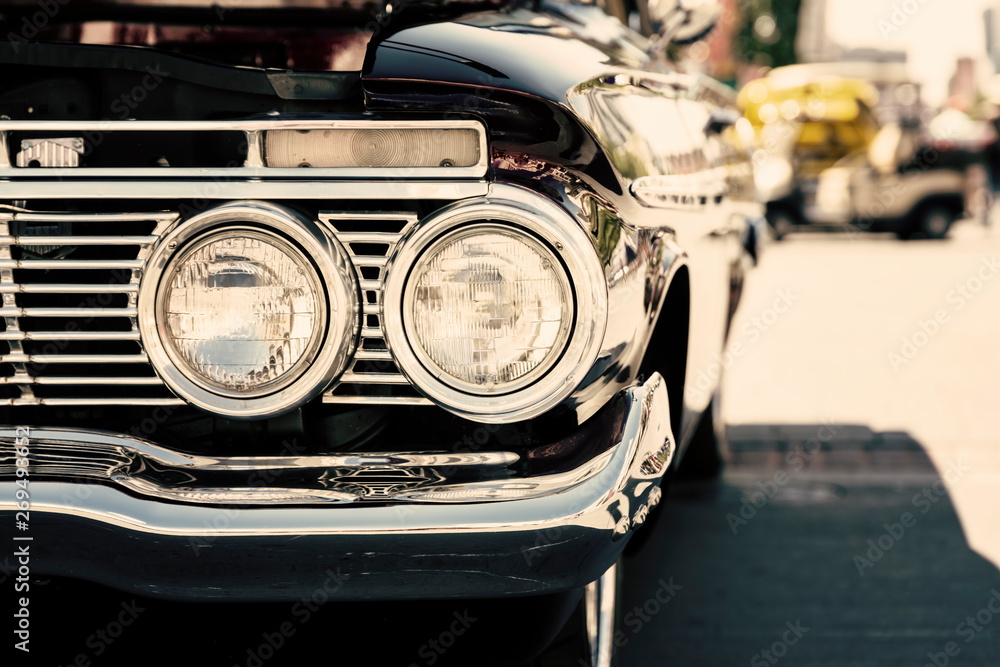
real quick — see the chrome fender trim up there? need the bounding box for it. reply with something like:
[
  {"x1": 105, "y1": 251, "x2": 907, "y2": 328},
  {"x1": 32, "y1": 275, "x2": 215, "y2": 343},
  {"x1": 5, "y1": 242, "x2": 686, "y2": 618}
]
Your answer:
[{"x1": 0, "y1": 374, "x2": 673, "y2": 600}]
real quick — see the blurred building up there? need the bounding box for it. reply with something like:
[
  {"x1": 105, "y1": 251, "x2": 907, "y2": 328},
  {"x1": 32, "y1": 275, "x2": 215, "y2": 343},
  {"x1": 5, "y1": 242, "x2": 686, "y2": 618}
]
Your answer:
[
  {"x1": 796, "y1": 0, "x2": 833, "y2": 63},
  {"x1": 702, "y1": 0, "x2": 740, "y2": 85},
  {"x1": 986, "y1": 7, "x2": 1000, "y2": 73},
  {"x1": 948, "y1": 57, "x2": 979, "y2": 111},
  {"x1": 793, "y1": 0, "x2": 921, "y2": 123}
]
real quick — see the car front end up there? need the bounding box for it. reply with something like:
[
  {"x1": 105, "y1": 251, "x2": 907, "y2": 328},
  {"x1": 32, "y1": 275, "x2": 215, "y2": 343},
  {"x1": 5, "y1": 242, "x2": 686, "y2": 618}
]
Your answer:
[{"x1": 0, "y1": 0, "x2": 754, "y2": 661}]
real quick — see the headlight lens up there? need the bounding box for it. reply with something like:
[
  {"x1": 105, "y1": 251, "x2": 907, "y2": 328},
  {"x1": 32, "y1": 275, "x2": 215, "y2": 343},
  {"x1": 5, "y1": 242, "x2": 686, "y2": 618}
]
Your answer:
[
  {"x1": 160, "y1": 229, "x2": 324, "y2": 396},
  {"x1": 382, "y1": 190, "x2": 608, "y2": 423},
  {"x1": 404, "y1": 225, "x2": 572, "y2": 393}
]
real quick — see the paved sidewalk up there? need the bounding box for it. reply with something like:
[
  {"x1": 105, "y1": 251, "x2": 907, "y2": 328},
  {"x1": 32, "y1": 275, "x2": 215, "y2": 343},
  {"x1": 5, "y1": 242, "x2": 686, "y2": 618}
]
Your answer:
[{"x1": 620, "y1": 424, "x2": 1000, "y2": 666}]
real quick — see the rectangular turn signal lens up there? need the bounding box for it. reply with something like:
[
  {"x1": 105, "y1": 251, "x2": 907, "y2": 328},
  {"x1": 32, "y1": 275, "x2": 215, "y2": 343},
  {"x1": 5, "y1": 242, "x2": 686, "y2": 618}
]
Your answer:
[{"x1": 265, "y1": 127, "x2": 481, "y2": 169}]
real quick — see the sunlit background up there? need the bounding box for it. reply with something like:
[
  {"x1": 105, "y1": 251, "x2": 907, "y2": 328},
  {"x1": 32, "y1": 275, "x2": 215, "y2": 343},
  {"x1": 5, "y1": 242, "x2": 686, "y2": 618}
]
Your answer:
[{"x1": 669, "y1": 0, "x2": 1000, "y2": 575}]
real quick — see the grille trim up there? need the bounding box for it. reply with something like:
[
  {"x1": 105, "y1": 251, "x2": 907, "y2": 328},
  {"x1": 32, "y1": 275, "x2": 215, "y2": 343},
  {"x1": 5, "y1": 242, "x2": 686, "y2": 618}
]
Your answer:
[
  {"x1": 3, "y1": 398, "x2": 185, "y2": 406},
  {"x1": 0, "y1": 331, "x2": 140, "y2": 341},
  {"x1": 0, "y1": 376, "x2": 163, "y2": 385},
  {"x1": 0, "y1": 284, "x2": 139, "y2": 293},
  {"x1": 0, "y1": 181, "x2": 489, "y2": 201},
  {"x1": 0, "y1": 207, "x2": 441, "y2": 408},
  {"x1": 0, "y1": 119, "x2": 488, "y2": 179},
  {"x1": 0, "y1": 307, "x2": 137, "y2": 317},
  {"x1": 0, "y1": 210, "x2": 178, "y2": 406},
  {"x1": 320, "y1": 211, "x2": 431, "y2": 407}
]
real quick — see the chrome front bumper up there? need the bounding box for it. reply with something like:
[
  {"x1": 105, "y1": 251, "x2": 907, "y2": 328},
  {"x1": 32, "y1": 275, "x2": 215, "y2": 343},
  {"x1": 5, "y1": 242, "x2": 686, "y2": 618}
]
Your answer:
[{"x1": 0, "y1": 374, "x2": 672, "y2": 601}]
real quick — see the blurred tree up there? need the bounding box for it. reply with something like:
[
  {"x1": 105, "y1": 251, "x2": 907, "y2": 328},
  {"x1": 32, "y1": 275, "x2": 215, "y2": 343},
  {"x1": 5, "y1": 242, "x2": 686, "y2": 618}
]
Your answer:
[{"x1": 734, "y1": 0, "x2": 801, "y2": 69}]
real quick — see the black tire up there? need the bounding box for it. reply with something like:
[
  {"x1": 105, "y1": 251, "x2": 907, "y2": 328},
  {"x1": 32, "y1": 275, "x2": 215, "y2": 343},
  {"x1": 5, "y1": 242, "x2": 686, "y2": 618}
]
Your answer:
[
  {"x1": 675, "y1": 395, "x2": 726, "y2": 481},
  {"x1": 768, "y1": 211, "x2": 795, "y2": 241},
  {"x1": 917, "y1": 206, "x2": 953, "y2": 240}
]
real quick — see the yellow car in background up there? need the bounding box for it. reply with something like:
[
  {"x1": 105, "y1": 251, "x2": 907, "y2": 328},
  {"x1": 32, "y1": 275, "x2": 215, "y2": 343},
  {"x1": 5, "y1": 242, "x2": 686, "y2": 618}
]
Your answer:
[{"x1": 740, "y1": 69, "x2": 967, "y2": 239}]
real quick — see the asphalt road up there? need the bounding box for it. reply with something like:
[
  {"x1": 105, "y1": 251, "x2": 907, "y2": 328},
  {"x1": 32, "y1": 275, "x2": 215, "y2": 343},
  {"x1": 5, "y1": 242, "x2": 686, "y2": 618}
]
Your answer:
[
  {"x1": 724, "y1": 220, "x2": 1000, "y2": 570},
  {"x1": 11, "y1": 222, "x2": 1000, "y2": 666},
  {"x1": 619, "y1": 221, "x2": 1000, "y2": 666}
]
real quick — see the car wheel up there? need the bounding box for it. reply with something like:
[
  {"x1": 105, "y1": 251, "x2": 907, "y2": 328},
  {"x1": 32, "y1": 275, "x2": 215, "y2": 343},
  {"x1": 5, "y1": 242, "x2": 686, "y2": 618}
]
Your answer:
[
  {"x1": 768, "y1": 211, "x2": 795, "y2": 240},
  {"x1": 675, "y1": 393, "x2": 727, "y2": 480},
  {"x1": 918, "y1": 206, "x2": 953, "y2": 239}
]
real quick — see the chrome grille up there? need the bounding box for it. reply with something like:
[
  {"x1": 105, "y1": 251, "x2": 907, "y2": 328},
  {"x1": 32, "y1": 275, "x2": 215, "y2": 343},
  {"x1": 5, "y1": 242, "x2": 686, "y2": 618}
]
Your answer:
[
  {"x1": 320, "y1": 212, "x2": 431, "y2": 406},
  {"x1": 0, "y1": 207, "x2": 437, "y2": 408},
  {"x1": 0, "y1": 210, "x2": 182, "y2": 406}
]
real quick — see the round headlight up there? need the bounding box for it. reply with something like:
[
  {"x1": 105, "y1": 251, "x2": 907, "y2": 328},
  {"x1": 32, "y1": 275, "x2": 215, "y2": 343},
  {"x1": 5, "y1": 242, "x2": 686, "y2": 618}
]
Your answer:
[
  {"x1": 139, "y1": 201, "x2": 358, "y2": 418},
  {"x1": 404, "y1": 225, "x2": 572, "y2": 393},
  {"x1": 383, "y1": 189, "x2": 608, "y2": 423},
  {"x1": 159, "y1": 229, "x2": 324, "y2": 396}
]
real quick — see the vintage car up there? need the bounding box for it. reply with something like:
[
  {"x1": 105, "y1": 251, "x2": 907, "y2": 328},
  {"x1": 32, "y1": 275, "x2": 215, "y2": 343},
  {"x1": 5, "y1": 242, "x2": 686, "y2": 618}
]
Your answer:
[
  {"x1": 0, "y1": 0, "x2": 758, "y2": 663},
  {"x1": 741, "y1": 71, "x2": 968, "y2": 240},
  {"x1": 810, "y1": 121, "x2": 970, "y2": 239}
]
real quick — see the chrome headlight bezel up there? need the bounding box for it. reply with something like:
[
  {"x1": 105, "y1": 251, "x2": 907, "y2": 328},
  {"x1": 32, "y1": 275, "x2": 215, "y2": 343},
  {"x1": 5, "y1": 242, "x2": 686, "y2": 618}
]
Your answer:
[
  {"x1": 138, "y1": 201, "x2": 359, "y2": 419},
  {"x1": 382, "y1": 190, "x2": 608, "y2": 423},
  {"x1": 402, "y1": 223, "x2": 575, "y2": 396}
]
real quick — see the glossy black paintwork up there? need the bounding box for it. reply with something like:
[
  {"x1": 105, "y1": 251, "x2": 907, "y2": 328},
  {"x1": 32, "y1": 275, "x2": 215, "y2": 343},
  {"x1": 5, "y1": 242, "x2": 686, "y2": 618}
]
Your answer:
[
  {"x1": 0, "y1": 2, "x2": 757, "y2": 611},
  {"x1": 366, "y1": 4, "x2": 650, "y2": 103},
  {"x1": 365, "y1": 3, "x2": 756, "y2": 439}
]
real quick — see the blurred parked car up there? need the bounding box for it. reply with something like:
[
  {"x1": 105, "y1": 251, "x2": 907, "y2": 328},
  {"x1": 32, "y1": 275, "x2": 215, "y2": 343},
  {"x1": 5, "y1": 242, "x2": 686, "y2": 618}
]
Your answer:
[
  {"x1": 0, "y1": 0, "x2": 757, "y2": 664},
  {"x1": 740, "y1": 70, "x2": 969, "y2": 239}
]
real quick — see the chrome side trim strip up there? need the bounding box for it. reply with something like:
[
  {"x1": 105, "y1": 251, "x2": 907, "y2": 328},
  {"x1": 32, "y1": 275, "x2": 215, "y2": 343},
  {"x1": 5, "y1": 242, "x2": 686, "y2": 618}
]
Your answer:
[
  {"x1": 5, "y1": 212, "x2": 178, "y2": 222},
  {"x1": 0, "y1": 331, "x2": 140, "y2": 341},
  {"x1": 0, "y1": 427, "x2": 520, "y2": 470},
  {"x1": 0, "y1": 353, "x2": 147, "y2": 363},
  {"x1": 0, "y1": 167, "x2": 487, "y2": 179},
  {"x1": 0, "y1": 375, "x2": 161, "y2": 385},
  {"x1": 322, "y1": 395, "x2": 433, "y2": 405},
  {"x1": 116, "y1": 477, "x2": 360, "y2": 505},
  {"x1": 0, "y1": 119, "x2": 489, "y2": 178},
  {"x1": 337, "y1": 372, "x2": 411, "y2": 385},
  {"x1": 0, "y1": 283, "x2": 139, "y2": 294},
  {"x1": 0, "y1": 425, "x2": 524, "y2": 505},
  {"x1": 0, "y1": 398, "x2": 184, "y2": 406},
  {"x1": 0, "y1": 307, "x2": 137, "y2": 317},
  {"x1": 0, "y1": 181, "x2": 490, "y2": 200},
  {"x1": 0, "y1": 259, "x2": 144, "y2": 269},
  {"x1": 0, "y1": 235, "x2": 157, "y2": 246}
]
